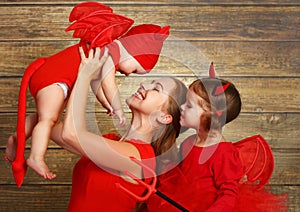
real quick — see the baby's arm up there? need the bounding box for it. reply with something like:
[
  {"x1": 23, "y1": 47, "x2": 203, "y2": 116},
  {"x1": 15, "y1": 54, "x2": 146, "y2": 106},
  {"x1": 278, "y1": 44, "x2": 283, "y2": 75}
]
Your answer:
[
  {"x1": 91, "y1": 78, "x2": 113, "y2": 114},
  {"x1": 101, "y1": 69, "x2": 126, "y2": 126},
  {"x1": 91, "y1": 56, "x2": 126, "y2": 126}
]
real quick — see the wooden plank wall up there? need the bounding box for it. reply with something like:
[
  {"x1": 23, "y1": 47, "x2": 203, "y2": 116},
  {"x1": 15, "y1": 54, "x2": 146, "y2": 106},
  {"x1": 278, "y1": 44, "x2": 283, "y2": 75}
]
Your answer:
[{"x1": 0, "y1": 0, "x2": 299, "y2": 211}]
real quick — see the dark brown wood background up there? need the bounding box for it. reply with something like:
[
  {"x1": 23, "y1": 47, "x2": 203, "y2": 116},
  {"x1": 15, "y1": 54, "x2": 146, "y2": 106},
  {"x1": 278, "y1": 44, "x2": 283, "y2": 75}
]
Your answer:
[{"x1": 0, "y1": 0, "x2": 299, "y2": 211}]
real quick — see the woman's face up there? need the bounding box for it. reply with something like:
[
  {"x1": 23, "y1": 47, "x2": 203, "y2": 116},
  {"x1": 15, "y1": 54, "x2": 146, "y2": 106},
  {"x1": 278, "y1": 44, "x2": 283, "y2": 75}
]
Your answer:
[
  {"x1": 126, "y1": 78, "x2": 177, "y2": 115},
  {"x1": 180, "y1": 90, "x2": 206, "y2": 130}
]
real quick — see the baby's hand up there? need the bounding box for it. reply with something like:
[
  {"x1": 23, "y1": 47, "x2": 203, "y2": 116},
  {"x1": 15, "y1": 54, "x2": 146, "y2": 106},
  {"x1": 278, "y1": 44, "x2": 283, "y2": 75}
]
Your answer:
[
  {"x1": 78, "y1": 47, "x2": 108, "y2": 80},
  {"x1": 110, "y1": 108, "x2": 126, "y2": 126},
  {"x1": 100, "y1": 101, "x2": 113, "y2": 115}
]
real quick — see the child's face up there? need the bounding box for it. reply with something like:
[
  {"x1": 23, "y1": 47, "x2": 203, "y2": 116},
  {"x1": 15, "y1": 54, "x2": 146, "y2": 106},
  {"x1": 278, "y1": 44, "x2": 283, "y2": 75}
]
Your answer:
[
  {"x1": 180, "y1": 90, "x2": 207, "y2": 130},
  {"x1": 118, "y1": 57, "x2": 146, "y2": 76}
]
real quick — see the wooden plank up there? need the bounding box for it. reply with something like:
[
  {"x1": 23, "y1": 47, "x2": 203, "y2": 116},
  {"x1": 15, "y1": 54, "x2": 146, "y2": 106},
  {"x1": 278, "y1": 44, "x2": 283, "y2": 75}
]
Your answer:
[
  {"x1": 0, "y1": 41, "x2": 299, "y2": 77},
  {"x1": 1, "y1": 112, "x2": 299, "y2": 149},
  {"x1": 269, "y1": 185, "x2": 300, "y2": 212},
  {"x1": 0, "y1": 185, "x2": 71, "y2": 212},
  {"x1": 0, "y1": 148, "x2": 299, "y2": 185},
  {"x1": 271, "y1": 149, "x2": 300, "y2": 185},
  {"x1": 1, "y1": 149, "x2": 78, "y2": 185},
  {"x1": 0, "y1": 178, "x2": 298, "y2": 211},
  {"x1": 0, "y1": 6, "x2": 298, "y2": 41},
  {"x1": 0, "y1": 185, "x2": 298, "y2": 211},
  {"x1": 1, "y1": 0, "x2": 300, "y2": 5},
  {"x1": 0, "y1": 77, "x2": 299, "y2": 113}
]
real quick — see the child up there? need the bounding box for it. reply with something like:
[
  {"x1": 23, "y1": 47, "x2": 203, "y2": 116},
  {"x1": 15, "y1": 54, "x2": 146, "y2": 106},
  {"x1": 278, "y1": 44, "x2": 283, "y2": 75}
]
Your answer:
[
  {"x1": 145, "y1": 63, "x2": 288, "y2": 212},
  {"x1": 5, "y1": 1, "x2": 170, "y2": 187}
]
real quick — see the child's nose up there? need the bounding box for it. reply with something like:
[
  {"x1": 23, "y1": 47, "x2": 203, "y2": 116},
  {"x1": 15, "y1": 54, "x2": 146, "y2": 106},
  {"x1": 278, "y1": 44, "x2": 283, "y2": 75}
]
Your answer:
[{"x1": 180, "y1": 104, "x2": 186, "y2": 111}]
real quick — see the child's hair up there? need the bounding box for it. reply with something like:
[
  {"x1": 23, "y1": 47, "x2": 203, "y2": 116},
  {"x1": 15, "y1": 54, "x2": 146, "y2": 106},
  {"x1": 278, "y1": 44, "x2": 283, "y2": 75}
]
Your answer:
[{"x1": 189, "y1": 78, "x2": 241, "y2": 136}]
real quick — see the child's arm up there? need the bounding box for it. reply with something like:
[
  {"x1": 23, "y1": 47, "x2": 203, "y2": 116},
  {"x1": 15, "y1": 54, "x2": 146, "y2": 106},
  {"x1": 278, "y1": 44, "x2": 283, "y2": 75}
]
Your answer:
[{"x1": 205, "y1": 145, "x2": 243, "y2": 212}]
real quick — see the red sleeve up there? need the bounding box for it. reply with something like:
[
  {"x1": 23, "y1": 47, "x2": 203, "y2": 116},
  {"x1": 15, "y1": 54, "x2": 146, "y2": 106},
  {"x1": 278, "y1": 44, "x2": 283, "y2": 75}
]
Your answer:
[{"x1": 206, "y1": 143, "x2": 243, "y2": 212}]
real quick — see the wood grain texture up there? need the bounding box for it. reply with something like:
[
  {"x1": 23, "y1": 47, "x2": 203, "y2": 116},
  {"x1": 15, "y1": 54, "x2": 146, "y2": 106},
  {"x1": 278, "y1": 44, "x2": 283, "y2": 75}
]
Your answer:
[
  {"x1": 0, "y1": 77, "x2": 299, "y2": 112},
  {"x1": 0, "y1": 1, "x2": 299, "y2": 211},
  {"x1": 0, "y1": 5, "x2": 299, "y2": 41},
  {"x1": 1, "y1": 185, "x2": 298, "y2": 212},
  {"x1": 1, "y1": 112, "x2": 299, "y2": 149},
  {"x1": 0, "y1": 41, "x2": 299, "y2": 77},
  {"x1": 0, "y1": 185, "x2": 72, "y2": 212},
  {"x1": 0, "y1": 149, "x2": 299, "y2": 185},
  {"x1": 1, "y1": 0, "x2": 300, "y2": 4}
]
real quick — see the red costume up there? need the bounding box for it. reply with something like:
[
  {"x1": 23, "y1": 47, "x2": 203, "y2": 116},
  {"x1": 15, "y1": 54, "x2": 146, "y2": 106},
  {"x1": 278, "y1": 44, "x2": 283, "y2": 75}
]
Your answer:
[
  {"x1": 67, "y1": 134, "x2": 156, "y2": 212},
  {"x1": 147, "y1": 134, "x2": 243, "y2": 212},
  {"x1": 146, "y1": 135, "x2": 288, "y2": 212},
  {"x1": 12, "y1": 1, "x2": 170, "y2": 188}
]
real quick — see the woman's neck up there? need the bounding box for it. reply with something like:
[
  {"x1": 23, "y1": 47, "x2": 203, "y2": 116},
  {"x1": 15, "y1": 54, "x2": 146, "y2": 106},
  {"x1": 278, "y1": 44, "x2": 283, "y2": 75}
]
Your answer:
[{"x1": 120, "y1": 115, "x2": 156, "y2": 144}]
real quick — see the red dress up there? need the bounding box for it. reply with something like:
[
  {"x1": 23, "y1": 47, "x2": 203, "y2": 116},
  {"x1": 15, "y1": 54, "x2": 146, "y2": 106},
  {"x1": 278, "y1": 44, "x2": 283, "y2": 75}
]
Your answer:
[
  {"x1": 67, "y1": 134, "x2": 156, "y2": 212},
  {"x1": 146, "y1": 135, "x2": 288, "y2": 212},
  {"x1": 147, "y1": 135, "x2": 243, "y2": 212}
]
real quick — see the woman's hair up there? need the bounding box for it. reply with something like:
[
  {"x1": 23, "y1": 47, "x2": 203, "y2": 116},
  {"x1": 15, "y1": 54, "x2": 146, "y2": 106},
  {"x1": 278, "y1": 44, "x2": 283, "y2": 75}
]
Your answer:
[
  {"x1": 151, "y1": 77, "x2": 187, "y2": 172},
  {"x1": 189, "y1": 78, "x2": 241, "y2": 137}
]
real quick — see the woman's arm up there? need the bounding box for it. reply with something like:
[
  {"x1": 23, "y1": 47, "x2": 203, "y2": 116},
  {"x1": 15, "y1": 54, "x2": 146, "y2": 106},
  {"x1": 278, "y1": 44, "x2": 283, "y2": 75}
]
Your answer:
[{"x1": 62, "y1": 47, "x2": 142, "y2": 177}]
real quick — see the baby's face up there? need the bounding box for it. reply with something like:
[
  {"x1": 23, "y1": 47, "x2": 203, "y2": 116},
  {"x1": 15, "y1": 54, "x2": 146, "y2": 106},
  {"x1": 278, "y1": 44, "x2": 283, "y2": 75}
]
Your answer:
[{"x1": 118, "y1": 57, "x2": 146, "y2": 76}]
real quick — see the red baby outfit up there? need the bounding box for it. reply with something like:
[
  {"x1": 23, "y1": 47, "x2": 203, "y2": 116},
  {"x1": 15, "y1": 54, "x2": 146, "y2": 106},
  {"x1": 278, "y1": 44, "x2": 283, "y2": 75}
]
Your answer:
[
  {"x1": 13, "y1": 1, "x2": 169, "y2": 188},
  {"x1": 29, "y1": 43, "x2": 81, "y2": 98},
  {"x1": 68, "y1": 134, "x2": 156, "y2": 212}
]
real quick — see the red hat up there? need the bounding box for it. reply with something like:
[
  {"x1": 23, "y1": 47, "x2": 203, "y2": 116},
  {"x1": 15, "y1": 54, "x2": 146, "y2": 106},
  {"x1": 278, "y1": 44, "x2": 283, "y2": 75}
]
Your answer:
[{"x1": 119, "y1": 24, "x2": 170, "y2": 72}]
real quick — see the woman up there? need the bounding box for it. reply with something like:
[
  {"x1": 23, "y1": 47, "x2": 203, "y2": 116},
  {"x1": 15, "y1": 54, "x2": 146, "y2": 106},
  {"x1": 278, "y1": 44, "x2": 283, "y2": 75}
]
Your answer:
[{"x1": 50, "y1": 47, "x2": 187, "y2": 211}]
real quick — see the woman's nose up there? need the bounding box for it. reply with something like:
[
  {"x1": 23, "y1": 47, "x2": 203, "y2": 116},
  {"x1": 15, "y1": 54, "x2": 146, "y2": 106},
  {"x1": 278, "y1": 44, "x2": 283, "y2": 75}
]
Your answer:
[{"x1": 140, "y1": 82, "x2": 150, "y2": 90}]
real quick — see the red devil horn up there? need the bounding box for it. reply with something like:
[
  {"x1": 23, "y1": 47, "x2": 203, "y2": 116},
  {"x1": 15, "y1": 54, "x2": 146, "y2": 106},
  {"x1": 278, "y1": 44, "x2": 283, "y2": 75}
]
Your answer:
[
  {"x1": 214, "y1": 82, "x2": 230, "y2": 96},
  {"x1": 209, "y1": 62, "x2": 216, "y2": 78}
]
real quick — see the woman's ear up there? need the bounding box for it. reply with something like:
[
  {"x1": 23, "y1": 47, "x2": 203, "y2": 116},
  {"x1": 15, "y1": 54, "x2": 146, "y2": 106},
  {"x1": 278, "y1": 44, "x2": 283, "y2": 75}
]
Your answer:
[{"x1": 157, "y1": 113, "x2": 173, "y2": 124}]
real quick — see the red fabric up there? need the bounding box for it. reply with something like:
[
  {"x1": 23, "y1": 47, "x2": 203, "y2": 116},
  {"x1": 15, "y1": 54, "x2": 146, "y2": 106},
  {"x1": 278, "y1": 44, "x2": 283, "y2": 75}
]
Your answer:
[
  {"x1": 29, "y1": 42, "x2": 120, "y2": 98},
  {"x1": 146, "y1": 135, "x2": 288, "y2": 212},
  {"x1": 119, "y1": 24, "x2": 170, "y2": 72},
  {"x1": 13, "y1": 58, "x2": 46, "y2": 188},
  {"x1": 233, "y1": 135, "x2": 274, "y2": 190},
  {"x1": 29, "y1": 44, "x2": 81, "y2": 98},
  {"x1": 15, "y1": 3, "x2": 128, "y2": 186},
  {"x1": 66, "y1": 2, "x2": 134, "y2": 49},
  {"x1": 106, "y1": 41, "x2": 121, "y2": 70},
  {"x1": 147, "y1": 135, "x2": 243, "y2": 212},
  {"x1": 67, "y1": 134, "x2": 156, "y2": 212},
  {"x1": 68, "y1": 2, "x2": 113, "y2": 22},
  {"x1": 234, "y1": 184, "x2": 289, "y2": 212}
]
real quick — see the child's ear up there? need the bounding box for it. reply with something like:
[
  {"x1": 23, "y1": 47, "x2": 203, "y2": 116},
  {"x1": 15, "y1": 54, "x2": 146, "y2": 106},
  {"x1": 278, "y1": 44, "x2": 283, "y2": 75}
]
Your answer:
[{"x1": 157, "y1": 113, "x2": 173, "y2": 124}]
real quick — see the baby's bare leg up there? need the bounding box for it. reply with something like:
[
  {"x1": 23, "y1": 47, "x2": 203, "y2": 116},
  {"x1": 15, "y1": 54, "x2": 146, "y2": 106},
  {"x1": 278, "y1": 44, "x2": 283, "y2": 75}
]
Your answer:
[
  {"x1": 5, "y1": 113, "x2": 38, "y2": 162},
  {"x1": 27, "y1": 84, "x2": 66, "y2": 180}
]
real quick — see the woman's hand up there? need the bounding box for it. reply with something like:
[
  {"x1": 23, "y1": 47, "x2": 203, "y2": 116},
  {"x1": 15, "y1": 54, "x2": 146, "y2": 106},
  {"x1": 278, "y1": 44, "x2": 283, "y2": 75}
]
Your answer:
[{"x1": 78, "y1": 46, "x2": 108, "y2": 80}]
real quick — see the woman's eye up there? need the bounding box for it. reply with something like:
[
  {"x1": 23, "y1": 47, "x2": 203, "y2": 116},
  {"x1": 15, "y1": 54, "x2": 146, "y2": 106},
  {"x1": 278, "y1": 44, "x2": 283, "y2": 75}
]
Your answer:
[{"x1": 153, "y1": 87, "x2": 160, "y2": 91}]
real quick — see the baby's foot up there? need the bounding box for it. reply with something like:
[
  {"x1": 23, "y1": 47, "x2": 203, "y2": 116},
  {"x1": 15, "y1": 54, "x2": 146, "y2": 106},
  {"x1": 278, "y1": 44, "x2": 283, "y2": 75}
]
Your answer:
[
  {"x1": 26, "y1": 157, "x2": 56, "y2": 180},
  {"x1": 5, "y1": 135, "x2": 17, "y2": 162}
]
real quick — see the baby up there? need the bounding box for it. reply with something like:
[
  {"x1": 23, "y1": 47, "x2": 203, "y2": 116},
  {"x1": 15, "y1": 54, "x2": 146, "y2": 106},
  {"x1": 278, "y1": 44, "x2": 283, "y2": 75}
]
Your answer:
[{"x1": 6, "y1": 1, "x2": 169, "y2": 187}]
